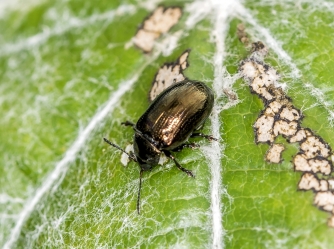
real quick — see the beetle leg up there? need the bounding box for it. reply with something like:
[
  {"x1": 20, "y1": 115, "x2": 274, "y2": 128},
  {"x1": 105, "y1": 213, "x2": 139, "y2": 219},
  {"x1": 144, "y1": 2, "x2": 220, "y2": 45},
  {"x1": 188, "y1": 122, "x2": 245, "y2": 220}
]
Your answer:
[
  {"x1": 172, "y1": 142, "x2": 200, "y2": 152},
  {"x1": 164, "y1": 151, "x2": 195, "y2": 178},
  {"x1": 191, "y1": 132, "x2": 218, "y2": 141},
  {"x1": 121, "y1": 120, "x2": 135, "y2": 127},
  {"x1": 129, "y1": 151, "x2": 136, "y2": 160}
]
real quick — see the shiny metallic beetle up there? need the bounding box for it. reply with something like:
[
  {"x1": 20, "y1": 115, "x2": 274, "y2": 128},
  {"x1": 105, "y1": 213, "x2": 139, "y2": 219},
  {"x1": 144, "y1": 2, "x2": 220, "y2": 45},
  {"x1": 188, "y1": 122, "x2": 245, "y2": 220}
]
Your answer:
[{"x1": 104, "y1": 79, "x2": 216, "y2": 213}]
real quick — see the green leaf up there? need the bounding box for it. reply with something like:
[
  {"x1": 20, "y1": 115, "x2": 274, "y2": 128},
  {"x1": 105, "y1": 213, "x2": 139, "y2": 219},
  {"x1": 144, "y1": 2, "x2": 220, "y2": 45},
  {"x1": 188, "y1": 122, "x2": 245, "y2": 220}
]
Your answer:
[{"x1": 1, "y1": 0, "x2": 334, "y2": 248}]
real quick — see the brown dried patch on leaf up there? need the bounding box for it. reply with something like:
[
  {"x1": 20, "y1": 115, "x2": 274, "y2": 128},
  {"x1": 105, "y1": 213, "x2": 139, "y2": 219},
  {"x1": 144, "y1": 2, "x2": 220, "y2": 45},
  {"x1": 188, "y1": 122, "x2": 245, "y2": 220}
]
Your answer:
[
  {"x1": 236, "y1": 24, "x2": 267, "y2": 57},
  {"x1": 254, "y1": 106, "x2": 301, "y2": 144},
  {"x1": 294, "y1": 154, "x2": 332, "y2": 175},
  {"x1": 300, "y1": 136, "x2": 331, "y2": 159},
  {"x1": 314, "y1": 191, "x2": 334, "y2": 213},
  {"x1": 254, "y1": 114, "x2": 275, "y2": 143},
  {"x1": 264, "y1": 101, "x2": 282, "y2": 116},
  {"x1": 328, "y1": 215, "x2": 334, "y2": 228},
  {"x1": 266, "y1": 144, "x2": 285, "y2": 163},
  {"x1": 328, "y1": 179, "x2": 334, "y2": 190},
  {"x1": 242, "y1": 58, "x2": 302, "y2": 145},
  {"x1": 308, "y1": 158, "x2": 332, "y2": 175},
  {"x1": 237, "y1": 23, "x2": 249, "y2": 45},
  {"x1": 178, "y1": 50, "x2": 189, "y2": 70},
  {"x1": 314, "y1": 191, "x2": 334, "y2": 228},
  {"x1": 251, "y1": 76, "x2": 276, "y2": 101},
  {"x1": 292, "y1": 128, "x2": 332, "y2": 177},
  {"x1": 289, "y1": 128, "x2": 309, "y2": 143},
  {"x1": 273, "y1": 120, "x2": 298, "y2": 137},
  {"x1": 251, "y1": 41, "x2": 269, "y2": 58},
  {"x1": 239, "y1": 60, "x2": 259, "y2": 80},
  {"x1": 280, "y1": 107, "x2": 301, "y2": 121},
  {"x1": 149, "y1": 49, "x2": 190, "y2": 102},
  {"x1": 240, "y1": 40, "x2": 334, "y2": 227},
  {"x1": 143, "y1": 7, "x2": 182, "y2": 33},
  {"x1": 240, "y1": 60, "x2": 280, "y2": 95},
  {"x1": 298, "y1": 173, "x2": 329, "y2": 192},
  {"x1": 133, "y1": 30, "x2": 159, "y2": 53},
  {"x1": 240, "y1": 57, "x2": 301, "y2": 145},
  {"x1": 251, "y1": 41, "x2": 268, "y2": 53},
  {"x1": 266, "y1": 85, "x2": 291, "y2": 105},
  {"x1": 133, "y1": 6, "x2": 182, "y2": 53}
]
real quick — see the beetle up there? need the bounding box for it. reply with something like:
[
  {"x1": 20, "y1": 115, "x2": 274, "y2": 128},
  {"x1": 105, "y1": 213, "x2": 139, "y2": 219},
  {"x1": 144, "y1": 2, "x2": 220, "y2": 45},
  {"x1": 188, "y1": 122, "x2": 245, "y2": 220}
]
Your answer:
[{"x1": 104, "y1": 79, "x2": 217, "y2": 214}]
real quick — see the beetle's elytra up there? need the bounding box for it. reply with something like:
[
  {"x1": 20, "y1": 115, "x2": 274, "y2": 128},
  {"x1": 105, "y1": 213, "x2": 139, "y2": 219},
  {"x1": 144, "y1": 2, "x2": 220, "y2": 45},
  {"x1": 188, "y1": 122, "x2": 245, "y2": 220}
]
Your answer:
[{"x1": 104, "y1": 79, "x2": 217, "y2": 213}]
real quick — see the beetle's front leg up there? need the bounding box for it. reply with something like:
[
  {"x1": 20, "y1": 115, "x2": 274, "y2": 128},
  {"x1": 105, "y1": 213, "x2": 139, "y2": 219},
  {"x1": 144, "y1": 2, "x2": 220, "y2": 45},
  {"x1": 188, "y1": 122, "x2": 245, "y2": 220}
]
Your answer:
[
  {"x1": 163, "y1": 151, "x2": 195, "y2": 178},
  {"x1": 191, "y1": 132, "x2": 218, "y2": 141},
  {"x1": 121, "y1": 120, "x2": 135, "y2": 127},
  {"x1": 172, "y1": 142, "x2": 200, "y2": 152}
]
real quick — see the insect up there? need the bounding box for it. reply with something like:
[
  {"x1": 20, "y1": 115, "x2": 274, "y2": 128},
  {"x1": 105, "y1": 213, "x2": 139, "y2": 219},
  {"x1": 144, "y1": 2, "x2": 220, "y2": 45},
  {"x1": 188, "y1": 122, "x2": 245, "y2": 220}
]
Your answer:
[{"x1": 104, "y1": 79, "x2": 217, "y2": 213}]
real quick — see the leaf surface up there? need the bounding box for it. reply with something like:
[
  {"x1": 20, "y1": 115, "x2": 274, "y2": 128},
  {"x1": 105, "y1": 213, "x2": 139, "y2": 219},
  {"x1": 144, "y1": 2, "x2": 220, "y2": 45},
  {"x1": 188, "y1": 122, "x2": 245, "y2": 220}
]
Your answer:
[{"x1": 1, "y1": 0, "x2": 334, "y2": 248}]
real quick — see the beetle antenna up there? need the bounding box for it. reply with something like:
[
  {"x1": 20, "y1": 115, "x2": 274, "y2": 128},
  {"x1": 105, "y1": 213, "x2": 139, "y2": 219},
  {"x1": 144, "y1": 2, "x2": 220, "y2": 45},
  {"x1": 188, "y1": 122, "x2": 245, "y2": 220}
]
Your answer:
[
  {"x1": 103, "y1": 138, "x2": 137, "y2": 162},
  {"x1": 121, "y1": 120, "x2": 135, "y2": 127},
  {"x1": 137, "y1": 169, "x2": 144, "y2": 214}
]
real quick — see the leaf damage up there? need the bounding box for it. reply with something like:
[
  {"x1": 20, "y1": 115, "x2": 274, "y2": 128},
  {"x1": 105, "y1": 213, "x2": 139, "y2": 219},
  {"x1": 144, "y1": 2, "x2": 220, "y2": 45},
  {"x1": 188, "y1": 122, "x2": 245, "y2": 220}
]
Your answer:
[
  {"x1": 266, "y1": 143, "x2": 285, "y2": 164},
  {"x1": 133, "y1": 6, "x2": 182, "y2": 53},
  {"x1": 239, "y1": 39, "x2": 334, "y2": 227},
  {"x1": 149, "y1": 49, "x2": 190, "y2": 102}
]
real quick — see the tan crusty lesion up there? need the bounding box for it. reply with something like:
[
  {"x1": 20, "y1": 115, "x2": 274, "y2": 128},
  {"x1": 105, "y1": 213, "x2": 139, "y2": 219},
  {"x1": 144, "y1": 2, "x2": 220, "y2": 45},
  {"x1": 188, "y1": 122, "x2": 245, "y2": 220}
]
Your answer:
[
  {"x1": 266, "y1": 143, "x2": 285, "y2": 164},
  {"x1": 149, "y1": 50, "x2": 190, "y2": 102},
  {"x1": 239, "y1": 35, "x2": 334, "y2": 227},
  {"x1": 240, "y1": 45, "x2": 303, "y2": 154},
  {"x1": 133, "y1": 6, "x2": 182, "y2": 53},
  {"x1": 298, "y1": 172, "x2": 329, "y2": 192}
]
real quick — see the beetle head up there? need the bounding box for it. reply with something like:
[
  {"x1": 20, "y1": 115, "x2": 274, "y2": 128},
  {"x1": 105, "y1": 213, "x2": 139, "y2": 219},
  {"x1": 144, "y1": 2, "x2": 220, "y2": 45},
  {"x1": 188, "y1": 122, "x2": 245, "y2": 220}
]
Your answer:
[{"x1": 133, "y1": 133, "x2": 161, "y2": 171}]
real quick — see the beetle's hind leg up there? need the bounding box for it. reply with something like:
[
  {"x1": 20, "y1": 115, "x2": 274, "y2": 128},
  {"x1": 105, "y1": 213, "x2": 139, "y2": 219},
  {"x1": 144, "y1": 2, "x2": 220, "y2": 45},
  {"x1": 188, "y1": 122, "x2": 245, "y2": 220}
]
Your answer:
[
  {"x1": 172, "y1": 142, "x2": 200, "y2": 152},
  {"x1": 163, "y1": 151, "x2": 195, "y2": 178},
  {"x1": 191, "y1": 132, "x2": 218, "y2": 141}
]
